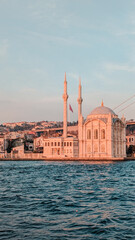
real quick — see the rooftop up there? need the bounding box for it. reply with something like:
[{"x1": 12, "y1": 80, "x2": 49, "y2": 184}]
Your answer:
[{"x1": 89, "y1": 101, "x2": 117, "y2": 116}]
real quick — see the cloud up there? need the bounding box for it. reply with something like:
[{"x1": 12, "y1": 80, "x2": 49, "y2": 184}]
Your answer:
[
  {"x1": 0, "y1": 99, "x2": 15, "y2": 104},
  {"x1": 21, "y1": 88, "x2": 37, "y2": 93},
  {"x1": 26, "y1": 30, "x2": 87, "y2": 47},
  {"x1": 104, "y1": 63, "x2": 135, "y2": 72},
  {"x1": 28, "y1": 0, "x2": 56, "y2": 12},
  {"x1": 116, "y1": 30, "x2": 135, "y2": 36},
  {"x1": 40, "y1": 96, "x2": 61, "y2": 103},
  {"x1": 94, "y1": 73, "x2": 108, "y2": 81},
  {"x1": 0, "y1": 39, "x2": 9, "y2": 59},
  {"x1": 30, "y1": 68, "x2": 48, "y2": 77},
  {"x1": 28, "y1": 0, "x2": 74, "y2": 29},
  {"x1": 67, "y1": 72, "x2": 79, "y2": 81}
]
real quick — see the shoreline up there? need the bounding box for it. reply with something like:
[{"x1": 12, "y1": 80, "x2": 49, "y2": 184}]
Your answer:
[{"x1": 0, "y1": 157, "x2": 135, "y2": 161}]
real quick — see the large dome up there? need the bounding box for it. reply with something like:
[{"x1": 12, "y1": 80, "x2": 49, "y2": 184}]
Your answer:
[{"x1": 90, "y1": 105, "x2": 116, "y2": 116}]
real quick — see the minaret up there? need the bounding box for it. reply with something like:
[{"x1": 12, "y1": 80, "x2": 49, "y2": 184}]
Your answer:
[
  {"x1": 77, "y1": 78, "x2": 83, "y2": 157},
  {"x1": 77, "y1": 78, "x2": 83, "y2": 120},
  {"x1": 62, "y1": 72, "x2": 68, "y2": 138}
]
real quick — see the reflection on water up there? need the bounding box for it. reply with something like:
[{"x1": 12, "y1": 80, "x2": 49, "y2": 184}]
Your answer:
[
  {"x1": 0, "y1": 160, "x2": 135, "y2": 240},
  {"x1": 75, "y1": 160, "x2": 115, "y2": 164}
]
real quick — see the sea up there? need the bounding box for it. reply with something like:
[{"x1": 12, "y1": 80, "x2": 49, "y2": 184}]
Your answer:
[{"x1": 0, "y1": 160, "x2": 135, "y2": 240}]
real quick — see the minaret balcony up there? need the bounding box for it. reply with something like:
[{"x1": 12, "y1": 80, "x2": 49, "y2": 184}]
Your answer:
[
  {"x1": 77, "y1": 98, "x2": 83, "y2": 104},
  {"x1": 63, "y1": 94, "x2": 68, "y2": 101}
]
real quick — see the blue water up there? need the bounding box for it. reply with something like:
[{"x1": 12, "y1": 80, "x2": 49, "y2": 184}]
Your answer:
[{"x1": 0, "y1": 160, "x2": 135, "y2": 240}]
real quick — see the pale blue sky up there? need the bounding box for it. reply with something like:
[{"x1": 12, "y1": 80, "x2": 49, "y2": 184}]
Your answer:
[{"x1": 0, "y1": 0, "x2": 135, "y2": 123}]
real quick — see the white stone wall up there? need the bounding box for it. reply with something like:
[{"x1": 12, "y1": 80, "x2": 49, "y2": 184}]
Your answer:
[
  {"x1": 78, "y1": 113, "x2": 126, "y2": 159},
  {"x1": 43, "y1": 137, "x2": 79, "y2": 158}
]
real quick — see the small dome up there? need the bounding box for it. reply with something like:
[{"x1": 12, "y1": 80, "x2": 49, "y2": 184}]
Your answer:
[{"x1": 89, "y1": 105, "x2": 116, "y2": 115}]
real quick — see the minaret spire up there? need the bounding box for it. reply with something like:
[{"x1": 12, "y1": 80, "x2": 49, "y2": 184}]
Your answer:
[
  {"x1": 64, "y1": 72, "x2": 66, "y2": 83},
  {"x1": 77, "y1": 77, "x2": 83, "y2": 158},
  {"x1": 79, "y1": 77, "x2": 81, "y2": 86},
  {"x1": 63, "y1": 72, "x2": 68, "y2": 138}
]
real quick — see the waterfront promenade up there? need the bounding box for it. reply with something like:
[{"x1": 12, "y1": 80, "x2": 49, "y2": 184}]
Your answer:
[{"x1": 0, "y1": 157, "x2": 135, "y2": 161}]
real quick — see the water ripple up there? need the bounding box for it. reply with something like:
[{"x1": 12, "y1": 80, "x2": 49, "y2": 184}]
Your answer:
[{"x1": 0, "y1": 160, "x2": 135, "y2": 239}]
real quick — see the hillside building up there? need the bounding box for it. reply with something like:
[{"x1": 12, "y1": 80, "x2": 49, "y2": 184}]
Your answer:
[{"x1": 126, "y1": 134, "x2": 135, "y2": 148}]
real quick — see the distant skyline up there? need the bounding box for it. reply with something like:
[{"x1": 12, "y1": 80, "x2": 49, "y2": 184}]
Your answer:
[{"x1": 0, "y1": 0, "x2": 135, "y2": 123}]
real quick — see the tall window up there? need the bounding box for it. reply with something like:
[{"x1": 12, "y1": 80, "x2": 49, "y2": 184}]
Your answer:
[
  {"x1": 101, "y1": 129, "x2": 105, "y2": 139},
  {"x1": 94, "y1": 129, "x2": 98, "y2": 139},
  {"x1": 87, "y1": 129, "x2": 91, "y2": 139}
]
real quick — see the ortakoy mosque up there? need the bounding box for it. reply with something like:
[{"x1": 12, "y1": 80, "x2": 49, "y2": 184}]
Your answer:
[{"x1": 43, "y1": 73, "x2": 126, "y2": 159}]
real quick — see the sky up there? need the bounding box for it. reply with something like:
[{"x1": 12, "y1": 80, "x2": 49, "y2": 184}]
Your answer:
[{"x1": 0, "y1": 0, "x2": 135, "y2": 123}]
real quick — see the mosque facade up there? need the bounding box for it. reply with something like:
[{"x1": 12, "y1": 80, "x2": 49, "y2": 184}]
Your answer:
[
  {"x1": 78, "y1": 103, "x2": 126, "y2": 159},
  {"x1": 43, "y1": 73, "x2": 126, "y2": 159}
]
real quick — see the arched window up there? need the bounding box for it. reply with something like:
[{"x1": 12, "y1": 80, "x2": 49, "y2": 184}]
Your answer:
[
  {"x1": 101, "y1": 129, "x2": 105, "y2": 139},
  {"x1": 94, "y1": 129, "x2": 98, "y2": 139},
  {"x1": 87, "y1": 129, "x2": 91, "y2": 139}
]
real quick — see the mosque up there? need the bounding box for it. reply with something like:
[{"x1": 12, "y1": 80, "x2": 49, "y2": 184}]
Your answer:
[{"x1": 43, "y1": 73, "x2": 126, "y2": 159}]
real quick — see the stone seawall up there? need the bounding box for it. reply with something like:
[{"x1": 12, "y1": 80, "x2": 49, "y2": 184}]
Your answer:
[{"x1": 0, "y1": 157, "x2": 135, "y2": 161}]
